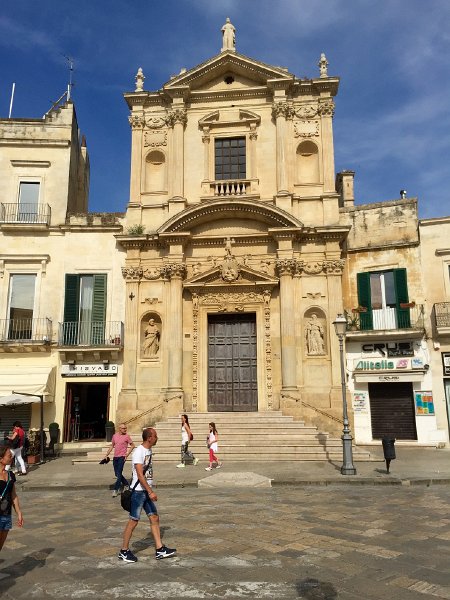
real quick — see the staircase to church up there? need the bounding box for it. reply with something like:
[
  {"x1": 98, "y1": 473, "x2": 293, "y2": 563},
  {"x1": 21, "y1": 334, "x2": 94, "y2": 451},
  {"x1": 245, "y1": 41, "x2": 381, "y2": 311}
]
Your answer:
[{"x1": 73, "y1": 411, "x2": 371, "y2": 464}]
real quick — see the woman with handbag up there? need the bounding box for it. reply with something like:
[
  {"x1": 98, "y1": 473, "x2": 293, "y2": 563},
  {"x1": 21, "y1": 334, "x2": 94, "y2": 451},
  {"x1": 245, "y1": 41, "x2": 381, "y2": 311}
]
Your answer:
[
  {"x1": 7, "y1": 421, "x2": 26, "y2": 476},
  {"x1": 176, "y1": 414, "x2": 198, "y2": 468},
  {"x1": 0, "y1": 443, "x2": 24, "y2": 551}
]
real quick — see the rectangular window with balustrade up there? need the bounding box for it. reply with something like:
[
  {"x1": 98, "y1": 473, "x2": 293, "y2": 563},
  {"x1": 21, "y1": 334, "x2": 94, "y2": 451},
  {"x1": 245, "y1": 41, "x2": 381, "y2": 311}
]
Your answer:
[
  {"x1": 18, "y1": 181, "x2": 40, "y2": 222},
  {"x1": 63, "y1": 274, "x2": 107, "y2": 345},
  {"x1": 214, "y1": 137, "x2": 246, "y2": 180},
  {"x1": 7, "y1": 273, "x2": 37, "y2": 340}
]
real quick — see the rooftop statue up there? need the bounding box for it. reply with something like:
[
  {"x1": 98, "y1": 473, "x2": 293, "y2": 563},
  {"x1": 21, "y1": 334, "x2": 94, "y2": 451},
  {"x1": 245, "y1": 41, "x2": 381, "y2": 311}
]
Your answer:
[{"x1": 221, "y1": 17, "x2": 236, "y2": 53}]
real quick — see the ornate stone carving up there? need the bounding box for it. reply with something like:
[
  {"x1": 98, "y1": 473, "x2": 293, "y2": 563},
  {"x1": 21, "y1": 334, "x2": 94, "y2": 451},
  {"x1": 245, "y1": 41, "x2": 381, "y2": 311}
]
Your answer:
[
  {"x1": 295, "y1": 104, "x2": 318, "y2": 119},
  {"x1": 166, "y1": 108, "x2": 187, "y2": 127},
  {"x1": 162, "y1": 263, "x2": 187, "y2": 280},
  {"x1": 128, "y1": 114, "x2": 145, "y2": 129},
  {"x1": 143, "y1": 297, "x2": 159, "y2": 304},
  {"x1": 249, "y1": 123, "x2": 258, "y2": 141},
  {"x1": 201, "y1": 126, "x2": 210, "y2": 142},
  {"x1": 122, "y1": 266, "x2": 143, "y2": 280},
  {"x1": 146, "y1": 116, "x2": 166, "y2": 129},
  {"x1": 323, "y1": 259, "x2": 345, "y2": 274},
  {"x1": 294, "y1": 120, "x2": 319, "y2": 138},
  {"x1": 221, "y1": 17, "x2": 236, "y2": 52},
  {"x1": 305, "y1": 313, "x2": 326, "y2": 356},
  {"x1": 264, "y1": 299, "x2": 273, "y2": 409},
  {"x1": 275, "y1": 259, "x2": 297, "y2": 277},
  {"x1": 142, "y1": 317, "x2": 160, "y2": 358},
  {"x1": 318, "y1": 99, "x2": 335, "y2": 118},
  {"x1": 142, "y1": 267, "x2": 163, "y2": 280},
  {"x1": 191, "y1": 293, "x2": 199, "y2": 412},
  {"x1": 135, "y1": 67, "x2": 145, "y2": 92},
  {"x1": 144, "y1": 130, "x2": 167, "y2": 147},
  {"x1": 302, "y1": 262, "x2": 324, "y2": 275},
  {"x1": 221, "y1": 256, "x2": 240, "y2": 282},
  {"x1": 201, "y1": 291, "x2": 265, "y2": 307},
  {"x1": 318, "y1": 53, "x2": 329, "y2": 78},
  {"x1": 272, "y1": 102, "x2": 294, "y2": 120}
]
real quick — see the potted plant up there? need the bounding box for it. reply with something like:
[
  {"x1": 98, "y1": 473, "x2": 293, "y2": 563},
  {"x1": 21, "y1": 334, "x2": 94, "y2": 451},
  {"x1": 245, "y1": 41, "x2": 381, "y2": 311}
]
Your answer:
[
  {"x1": 105, "y1": 420, "x2": 115, "y2": 442},
  {"x1": 352, "y1": 306, "x2": 367, "y2": 313},
  {"x1": 345, "y1": 310, "x2": 360, "y2": 331},
  {"x1": 26, "y1": 429, "x2": 41, "y2": 464},
  {"x1": 400, "y1": 301, "x2": 415, "y2": 309}
]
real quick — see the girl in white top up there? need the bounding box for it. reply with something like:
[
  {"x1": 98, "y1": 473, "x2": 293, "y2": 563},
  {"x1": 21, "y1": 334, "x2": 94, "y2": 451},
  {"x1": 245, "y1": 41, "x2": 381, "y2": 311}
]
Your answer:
[
  {"x1": 205, "y1": 422, "x2": 222, "y2": 471},
  {"x1": 176, "y1": 414, "x2": 198, "y2": 468}
]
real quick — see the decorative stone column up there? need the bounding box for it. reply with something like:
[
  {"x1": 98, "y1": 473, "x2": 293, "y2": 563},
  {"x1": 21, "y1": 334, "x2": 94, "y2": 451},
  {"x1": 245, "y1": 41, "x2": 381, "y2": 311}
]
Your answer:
[
  {"x1": 121, "y1": 267, "x2": 142, "y2": 397},
  {"x1": 163, "y1": 263, "x2": 187, "y2": 390},
  {"x1": 318, "y1": 98, "x2": 336, "y2": 193},
  {"x1": 272, "y1": 102, "x2": 293, "y2": 195},
  {"x1": 249, "y1": 124, "x2": 258, "y2": 180},
  {"x1": 128, "y1": 114, "x2": 145, "y2": 203},
  {"x1": 324, "y1": 259, "x2": 346, "y2": 387},
  {"x1": 166, "y1": 108, "x2": 187, "y2": 200},
  {"x1": 276, "y1": 259, "x2": 297, "y2": 389}
]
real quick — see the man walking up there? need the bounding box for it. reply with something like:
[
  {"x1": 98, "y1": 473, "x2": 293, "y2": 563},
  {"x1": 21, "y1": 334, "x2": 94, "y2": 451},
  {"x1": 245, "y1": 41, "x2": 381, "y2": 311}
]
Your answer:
[
  {"x1": 104, "y1": 423, "x2": 135, "y2": 498},
  {"x1": 118, "y1": 427, "x2": 176, "y2": 562}
]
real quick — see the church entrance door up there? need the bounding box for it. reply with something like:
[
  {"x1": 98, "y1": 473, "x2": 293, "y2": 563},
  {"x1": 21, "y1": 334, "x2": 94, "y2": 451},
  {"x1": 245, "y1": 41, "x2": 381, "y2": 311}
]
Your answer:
[{"x1": 207, "y1": 313, "x2": 257, "y2": 412}]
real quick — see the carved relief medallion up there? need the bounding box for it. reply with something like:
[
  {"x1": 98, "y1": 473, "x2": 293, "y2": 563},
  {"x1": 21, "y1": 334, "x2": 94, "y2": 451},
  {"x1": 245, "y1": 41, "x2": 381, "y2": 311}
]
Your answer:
[
  {"x1": 295, "y1": 104, "x2": 318, "y2": 119},
  {"x1": 294, "y1": 120, "x2": 319, "y2": 138},
  {"x1": 144, "y1": 130, "x2": 167, "y2": 147}
]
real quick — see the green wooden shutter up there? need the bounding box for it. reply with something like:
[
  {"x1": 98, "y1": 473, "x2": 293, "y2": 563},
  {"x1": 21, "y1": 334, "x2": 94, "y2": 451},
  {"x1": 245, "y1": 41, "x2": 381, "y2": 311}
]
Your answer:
[
  {"x1": 63, "y1": 275, "x2": 80, "y2": 344},
  {"x1": 92, "y1": 274, "x2": 107, "y2": 345},
  {"x1": 357, "y1": 272, "x2": 373, "y2": 330},
  {"x1": 394, "y1": 268, "x2": 410, "y2": 328}
]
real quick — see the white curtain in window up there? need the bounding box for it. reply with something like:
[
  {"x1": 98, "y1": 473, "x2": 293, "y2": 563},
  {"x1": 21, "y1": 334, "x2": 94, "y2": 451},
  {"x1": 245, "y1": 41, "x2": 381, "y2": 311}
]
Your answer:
[{"x1": 78, "y1": 276, "x2": 93, "y2": 344}]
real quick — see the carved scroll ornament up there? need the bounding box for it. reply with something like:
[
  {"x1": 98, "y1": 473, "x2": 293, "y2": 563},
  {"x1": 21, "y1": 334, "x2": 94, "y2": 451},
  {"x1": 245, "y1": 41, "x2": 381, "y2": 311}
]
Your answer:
[
  {"x1": 295, "y1": 104, "x2": 318, "y2": 119},
  {"x1": 165, "y1": 108, "x2": 187, "y2": 127},
  {"x1": 318, "y1": 99, "x2": 335, "y2": 118},
  {"x1": 162, "y1": 263, "x2": 187, "y2": 280},
  {"x1": 272, "y1": 102, "x2": 294, "y2": 120},
  {"x1": 122, "y1": 266, "x2": 143, "y2": 280},
  {"x1": 128, "y1": 114, "x2": 145, "y2": 129}
]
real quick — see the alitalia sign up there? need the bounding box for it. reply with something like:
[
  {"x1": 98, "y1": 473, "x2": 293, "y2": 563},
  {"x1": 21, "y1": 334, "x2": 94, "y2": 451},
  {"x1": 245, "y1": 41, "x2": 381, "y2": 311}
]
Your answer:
[{"x1": 354, "y1": 358, "x2": 423, "y2": 371}]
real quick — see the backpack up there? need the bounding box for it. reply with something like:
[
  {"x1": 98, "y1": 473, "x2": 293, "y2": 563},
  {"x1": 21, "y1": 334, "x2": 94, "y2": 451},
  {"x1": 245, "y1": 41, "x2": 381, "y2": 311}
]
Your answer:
[{"x1": 10, "y1": 435, "x2": 20, "y2": 449}]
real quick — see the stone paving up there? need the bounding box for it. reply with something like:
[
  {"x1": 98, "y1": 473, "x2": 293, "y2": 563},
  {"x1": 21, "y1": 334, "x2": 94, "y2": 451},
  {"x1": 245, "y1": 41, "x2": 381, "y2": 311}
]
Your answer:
[{"x1": 1, "y1": 485, "x2": 450, "y2": 599}]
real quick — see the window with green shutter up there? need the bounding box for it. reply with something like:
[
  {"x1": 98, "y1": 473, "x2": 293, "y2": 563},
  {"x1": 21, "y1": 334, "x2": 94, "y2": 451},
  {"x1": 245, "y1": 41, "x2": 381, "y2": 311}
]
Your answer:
[{"x1": 63, "y1": 274, "x2": 107, "y2": 344}]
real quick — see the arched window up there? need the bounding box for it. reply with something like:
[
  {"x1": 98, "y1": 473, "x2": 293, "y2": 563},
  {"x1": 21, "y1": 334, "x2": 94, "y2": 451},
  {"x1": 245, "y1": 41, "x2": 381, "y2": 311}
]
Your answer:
[
  {"x1": 144, "y1": 150, "x2": 166, "y2": 192},
  {"x1": 296, "y1": 141, "x2": 320, "y2": 184}
]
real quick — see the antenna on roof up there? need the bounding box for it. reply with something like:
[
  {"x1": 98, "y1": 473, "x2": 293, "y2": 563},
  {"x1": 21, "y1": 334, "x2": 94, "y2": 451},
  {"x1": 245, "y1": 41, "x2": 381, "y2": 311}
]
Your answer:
[
  {"x1": 64, "y1": 55, "x2": 74, "y2": 101},
  {"x1": 8, "y1": 82, "x2": 15, "y2": 118}
]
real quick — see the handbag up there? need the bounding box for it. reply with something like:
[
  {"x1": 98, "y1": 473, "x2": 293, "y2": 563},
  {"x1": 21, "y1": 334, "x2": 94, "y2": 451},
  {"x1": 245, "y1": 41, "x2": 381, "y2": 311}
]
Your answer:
[
  {"x1": 0, "y1": 472, "x2": 11, "y2": 512},
  {"x1": 189, "y1": 432, "x2": 194, "y2": 441},
  {"x1": 120, "y1": 462, "x2": 150, "y2": 512}
]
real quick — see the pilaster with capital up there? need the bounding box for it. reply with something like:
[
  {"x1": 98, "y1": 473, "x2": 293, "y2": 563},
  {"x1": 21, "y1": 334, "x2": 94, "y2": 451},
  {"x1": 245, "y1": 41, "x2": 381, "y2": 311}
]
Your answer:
[
  {"x1": 275, "y1": 259, "x2": 297, "y2": 389},
  {"x1": 318, "y1": 98, "x2": 336, "y2": 193},
  {"x1": 325, "y1": 258, "x2": 345, "y2": 387},
  {"x1": 249, "y1": 124, "x2": 258, "y2": 180},
  {"x1": 166, "y1": 108, "x2": 187, "y2": 199},
  {"x1": 202, "y1": 126, "x2": 210, "y2": 184},
  {"x1": 163, "y1": 263, "x2": 187, "y2": 390},
  {"x1": 121, "y1": 273, "x2": 140, "y2": 393},
  {"x1": 128, "y1": 113, "x2": 145, "y2": 203},
  {"x1": 272, "y1": 102, "x2": 293, "y2": 195}
]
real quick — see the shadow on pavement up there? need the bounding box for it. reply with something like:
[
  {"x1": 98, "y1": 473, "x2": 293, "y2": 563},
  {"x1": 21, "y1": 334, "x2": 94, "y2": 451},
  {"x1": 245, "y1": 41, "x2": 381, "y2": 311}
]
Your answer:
[
  {"x1": 295, "y1": 577, "x2": 338, "y2": 599},
  {"x1": 1, "y1": 547, "x2": 54, "y2": 594},
  {"x1": 317, "y1": 433, "x2": 341, "y2": 473}
]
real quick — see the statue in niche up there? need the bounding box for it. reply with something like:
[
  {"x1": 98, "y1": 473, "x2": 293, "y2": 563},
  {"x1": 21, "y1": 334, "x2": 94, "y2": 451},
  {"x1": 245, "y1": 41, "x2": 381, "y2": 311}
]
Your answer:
[
  {"x1": 221, "y1": 18, "x2": 236, "y2": 52},
  {"x1": 305, "y1": 313, "x2": 325, "y2": 355},
  {"x1": 142, "y1": 318, "x2": 160, "y2": 357}
]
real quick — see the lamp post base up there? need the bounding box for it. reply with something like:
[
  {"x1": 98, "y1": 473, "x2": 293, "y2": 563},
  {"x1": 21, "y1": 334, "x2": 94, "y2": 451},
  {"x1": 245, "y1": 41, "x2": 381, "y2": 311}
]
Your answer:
[
  {"x1": 341, "y1": 465, "x2": 357, "y2": 476},
  {"x1": 341, "y1": 433, "x2": 357, "y2": 475}
]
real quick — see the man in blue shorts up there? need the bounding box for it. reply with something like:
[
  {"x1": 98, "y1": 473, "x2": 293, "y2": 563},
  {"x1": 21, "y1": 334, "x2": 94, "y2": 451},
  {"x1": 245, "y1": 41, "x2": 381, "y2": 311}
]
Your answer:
[{"x1": 118, "y1": 427, "x2": 176, "y2": 562}]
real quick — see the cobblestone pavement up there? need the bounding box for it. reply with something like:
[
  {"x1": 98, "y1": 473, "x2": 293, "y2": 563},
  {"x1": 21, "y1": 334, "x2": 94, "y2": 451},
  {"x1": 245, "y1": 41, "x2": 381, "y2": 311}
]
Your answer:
[{"x1": 1, "y1": 486, "x2": 450, "y2": 599}]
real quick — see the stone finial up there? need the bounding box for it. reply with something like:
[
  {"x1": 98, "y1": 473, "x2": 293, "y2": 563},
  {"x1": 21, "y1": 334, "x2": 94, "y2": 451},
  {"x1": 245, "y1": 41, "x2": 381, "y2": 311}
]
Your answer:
[
  {"x1": 135, "y1": 67, "x2": 145, "y2": 92},
  {"x1": 221, "y1": 17, "x2": 236, "y2": 53},
  {"x1": 318, "y1": 53, "x2": 329, "y2": 78}
]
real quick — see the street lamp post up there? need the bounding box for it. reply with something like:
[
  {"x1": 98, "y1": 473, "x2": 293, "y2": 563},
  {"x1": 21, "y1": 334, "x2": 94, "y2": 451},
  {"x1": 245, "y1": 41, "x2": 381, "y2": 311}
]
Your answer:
[{"x1": 333, "y1": 314, "x2": 356, "y2": 475}]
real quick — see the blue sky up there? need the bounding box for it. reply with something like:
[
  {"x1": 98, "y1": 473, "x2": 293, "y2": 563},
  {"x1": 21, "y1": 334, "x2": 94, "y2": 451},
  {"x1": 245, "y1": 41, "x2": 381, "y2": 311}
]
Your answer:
[{"x1": 1, "y1": 1, "x2": 449, "y2": 218}]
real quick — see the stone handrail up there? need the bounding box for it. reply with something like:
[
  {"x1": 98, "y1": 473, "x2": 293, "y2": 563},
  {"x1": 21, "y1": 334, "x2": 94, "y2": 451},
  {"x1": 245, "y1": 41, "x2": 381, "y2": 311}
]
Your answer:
[{"x1": 281, "y1": 393, "x2": 344, "y2": 425}]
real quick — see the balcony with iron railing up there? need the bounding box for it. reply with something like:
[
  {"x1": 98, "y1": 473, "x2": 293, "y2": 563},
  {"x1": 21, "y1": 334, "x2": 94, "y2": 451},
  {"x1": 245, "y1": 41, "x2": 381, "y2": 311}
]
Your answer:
[
  {"x1": 58, "y1": 321, "x2": 124, "y2": 348},
  {"x1": 434, "y1": 302, "x2": 450, "y2": 336},
  {"x1": 345, "y1": 304, "x2": 425, "y2": 339},
  {"x1": 0, "y1": 318, "x2": 52, "y2": 348},
  {"x1": 0, "y1": 203, "x2": 51, "y2": 226}
]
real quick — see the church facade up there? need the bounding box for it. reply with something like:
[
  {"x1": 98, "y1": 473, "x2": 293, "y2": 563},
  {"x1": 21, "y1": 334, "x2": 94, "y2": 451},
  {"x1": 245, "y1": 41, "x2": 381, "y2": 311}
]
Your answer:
[{"x1": 117, "y1": 23, "x2": 350, "y2": 433}]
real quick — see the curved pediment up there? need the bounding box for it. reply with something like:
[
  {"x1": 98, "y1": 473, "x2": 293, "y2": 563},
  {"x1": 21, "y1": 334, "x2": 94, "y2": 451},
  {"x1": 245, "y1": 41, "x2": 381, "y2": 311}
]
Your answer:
[{"x1": 157, "y1": 199, "x2": 303, "y2": 233}]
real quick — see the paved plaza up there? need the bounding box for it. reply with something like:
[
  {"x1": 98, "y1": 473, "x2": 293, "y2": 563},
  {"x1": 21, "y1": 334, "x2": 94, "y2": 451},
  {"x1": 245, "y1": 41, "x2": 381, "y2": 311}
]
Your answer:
[{"x1": 1, "y1": 484, "x2": 450, "y2": 599}]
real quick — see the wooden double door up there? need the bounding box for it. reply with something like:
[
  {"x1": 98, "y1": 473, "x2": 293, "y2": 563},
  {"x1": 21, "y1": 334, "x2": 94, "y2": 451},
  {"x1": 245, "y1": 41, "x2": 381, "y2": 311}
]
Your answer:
[{"x1": 208, "y1": 314, "x2": 258, "y2": 412}]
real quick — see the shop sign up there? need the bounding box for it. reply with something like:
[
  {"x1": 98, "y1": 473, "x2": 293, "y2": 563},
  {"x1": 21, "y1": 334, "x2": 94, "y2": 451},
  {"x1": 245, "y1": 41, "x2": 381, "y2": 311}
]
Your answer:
[
  {"x1": 361, "y1": 342, "x2": 414, "y2": 357},
  {"x1": 414, "y1": 391, "x2": 435, "y2": 415},
  {"x1": 442, "y1": 353, "x2": 450, "y2": 376},
  {"x1": 354, "y1": 358, "x2": 424, "y2": 371},
  {"x1": 61, "y1": 364, "x2": 118, "y2": 377},
  {"x1": 352, "y1": 392, "x2": 369, "y2": 414}
]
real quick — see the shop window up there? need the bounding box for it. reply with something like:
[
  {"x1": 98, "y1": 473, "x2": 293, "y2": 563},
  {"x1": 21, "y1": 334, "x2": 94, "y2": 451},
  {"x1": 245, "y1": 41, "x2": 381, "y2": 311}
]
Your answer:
[
  {"x1": 296, "y1": 141, "x2": 319, "y2": 183},
  {"x1": 63, "y1": 274, "x2": 107, "y2": 345},
  {"x1": 7, "y1": 273, "x2": 36, "y2": 340},
  {"x1": 214, "y1": 137, "x2": 246, "y2": 180},
  {"x1": 357, "y1": 268, "x2": 410, "y2": 330},
  {"x1": 144, "y1": 150, "x2": 166, "y2": 192}
]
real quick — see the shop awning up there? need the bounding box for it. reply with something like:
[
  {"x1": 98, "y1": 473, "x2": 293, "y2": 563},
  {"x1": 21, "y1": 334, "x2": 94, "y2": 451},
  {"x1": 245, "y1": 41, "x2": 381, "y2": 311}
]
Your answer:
[{"x1": 0, "y1": 366, "x2": 55, "y2": 405}]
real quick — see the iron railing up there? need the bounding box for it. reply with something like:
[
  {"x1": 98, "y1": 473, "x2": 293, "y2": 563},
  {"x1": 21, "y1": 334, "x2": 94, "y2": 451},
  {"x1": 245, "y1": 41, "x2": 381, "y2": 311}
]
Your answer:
[
  {"x1": 58, "y1": 321, "x2": 123, "y2": 347},
  {"x1": 434, "y1": 302, "x2": 450, "y2": 328},
  {"x1": 0, "y1": 318, "x2": 52, "y2": 343},
  {"x1": 346, "y1": 304, "x2": 425, "y2": 332},
  {"x1": 0, "y1": 203, "x2": 51, "y2": 225}
]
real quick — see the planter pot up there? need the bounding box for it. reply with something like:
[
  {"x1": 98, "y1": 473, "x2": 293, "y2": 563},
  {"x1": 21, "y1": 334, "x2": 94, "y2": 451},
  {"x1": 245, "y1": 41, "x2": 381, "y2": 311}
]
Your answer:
[
  {"x1": 400, "y1": 303, "x2": 415, "y2": 309},
  {"x1": 27, "y1": 455, "x2": 40, "y2": 465},
  {"x1": 105, "y1": 426, "x2": 115, "y2": 442}
]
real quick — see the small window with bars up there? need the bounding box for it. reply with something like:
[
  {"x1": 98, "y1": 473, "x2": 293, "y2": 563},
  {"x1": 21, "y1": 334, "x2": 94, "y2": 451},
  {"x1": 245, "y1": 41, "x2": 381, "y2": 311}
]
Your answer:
[{"x1": 214, "y1": 137, "x2": 246, "y2": 180}]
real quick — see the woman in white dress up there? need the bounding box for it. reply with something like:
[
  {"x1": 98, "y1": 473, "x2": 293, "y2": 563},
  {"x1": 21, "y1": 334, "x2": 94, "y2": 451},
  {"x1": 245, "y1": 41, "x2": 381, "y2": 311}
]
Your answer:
[{"x1": 176, "y1": 414, "x2": 198, "y2": 468}]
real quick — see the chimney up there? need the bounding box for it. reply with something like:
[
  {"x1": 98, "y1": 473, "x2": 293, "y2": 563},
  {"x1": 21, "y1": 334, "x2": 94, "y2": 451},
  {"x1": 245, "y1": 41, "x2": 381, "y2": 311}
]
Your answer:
[{"x1": 336, "y1": 170, "x2": 355, "y2": 207}]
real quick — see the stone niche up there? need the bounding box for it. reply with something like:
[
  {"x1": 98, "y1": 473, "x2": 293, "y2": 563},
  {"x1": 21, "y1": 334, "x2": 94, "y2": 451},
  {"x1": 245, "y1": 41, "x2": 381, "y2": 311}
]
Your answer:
[
  {"x1": 304, "y1": 308, "x2": 327, "y2": 357},
  {"x1": 140, "y1": 312, "x2": 162, "y2": 360}
]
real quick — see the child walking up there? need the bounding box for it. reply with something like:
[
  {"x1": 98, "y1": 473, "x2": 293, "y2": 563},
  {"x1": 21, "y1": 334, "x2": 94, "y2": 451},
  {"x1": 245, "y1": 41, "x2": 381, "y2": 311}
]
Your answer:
[
  {"x1": 205, "y1": 422, "x2": 222, "y2": 471},
  {"x1": 0, "y1": 444, "x2": 24, "y2": 552}
]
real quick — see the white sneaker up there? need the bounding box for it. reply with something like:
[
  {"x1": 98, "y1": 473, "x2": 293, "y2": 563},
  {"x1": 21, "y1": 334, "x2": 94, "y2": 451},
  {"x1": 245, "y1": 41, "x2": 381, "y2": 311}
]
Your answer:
[
  {"x1": 176, "y1": 463, "x2": 185, "y2": 468},
  {"x1": 112, "y1": 490, "x2": 118, "y2": 498},
  {"x1": 205, "y1": 466, "x2": 212, "y2": 471},
  {"x1": 193, "y1": 458, "x2": 199, "y2": 466},
  {"x1": 216, "y1": 464, "x2": 222, "y2": 469}
]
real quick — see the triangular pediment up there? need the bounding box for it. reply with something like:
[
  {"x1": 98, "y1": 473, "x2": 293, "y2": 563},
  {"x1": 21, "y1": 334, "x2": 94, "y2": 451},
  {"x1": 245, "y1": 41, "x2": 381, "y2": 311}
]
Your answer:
[
  {"x1": 184, "y1": 261, "x2": 278, "y2": 289},
  {"x1": 164, "y1": 51, "x2": 294, "y2": 93}
]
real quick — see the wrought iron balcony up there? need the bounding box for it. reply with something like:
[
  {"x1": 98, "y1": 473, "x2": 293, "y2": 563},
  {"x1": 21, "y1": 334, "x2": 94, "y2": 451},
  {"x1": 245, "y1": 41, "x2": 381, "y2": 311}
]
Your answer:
[
  {"x1": 58, "y1": 321, "x2": 124, "y2": 347},
  {"x1": 0, "y1": 318, "x2": 52, "y2": 344},
  {"x1": 434, "y1": 302, "x2": 450, "y2": 332},
  {"x1": 345, "y1": 304, "x2": 425, "y2": 334},
  {"x1": 0, "y1": 203, "x2": 51, "y2": 225}
]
